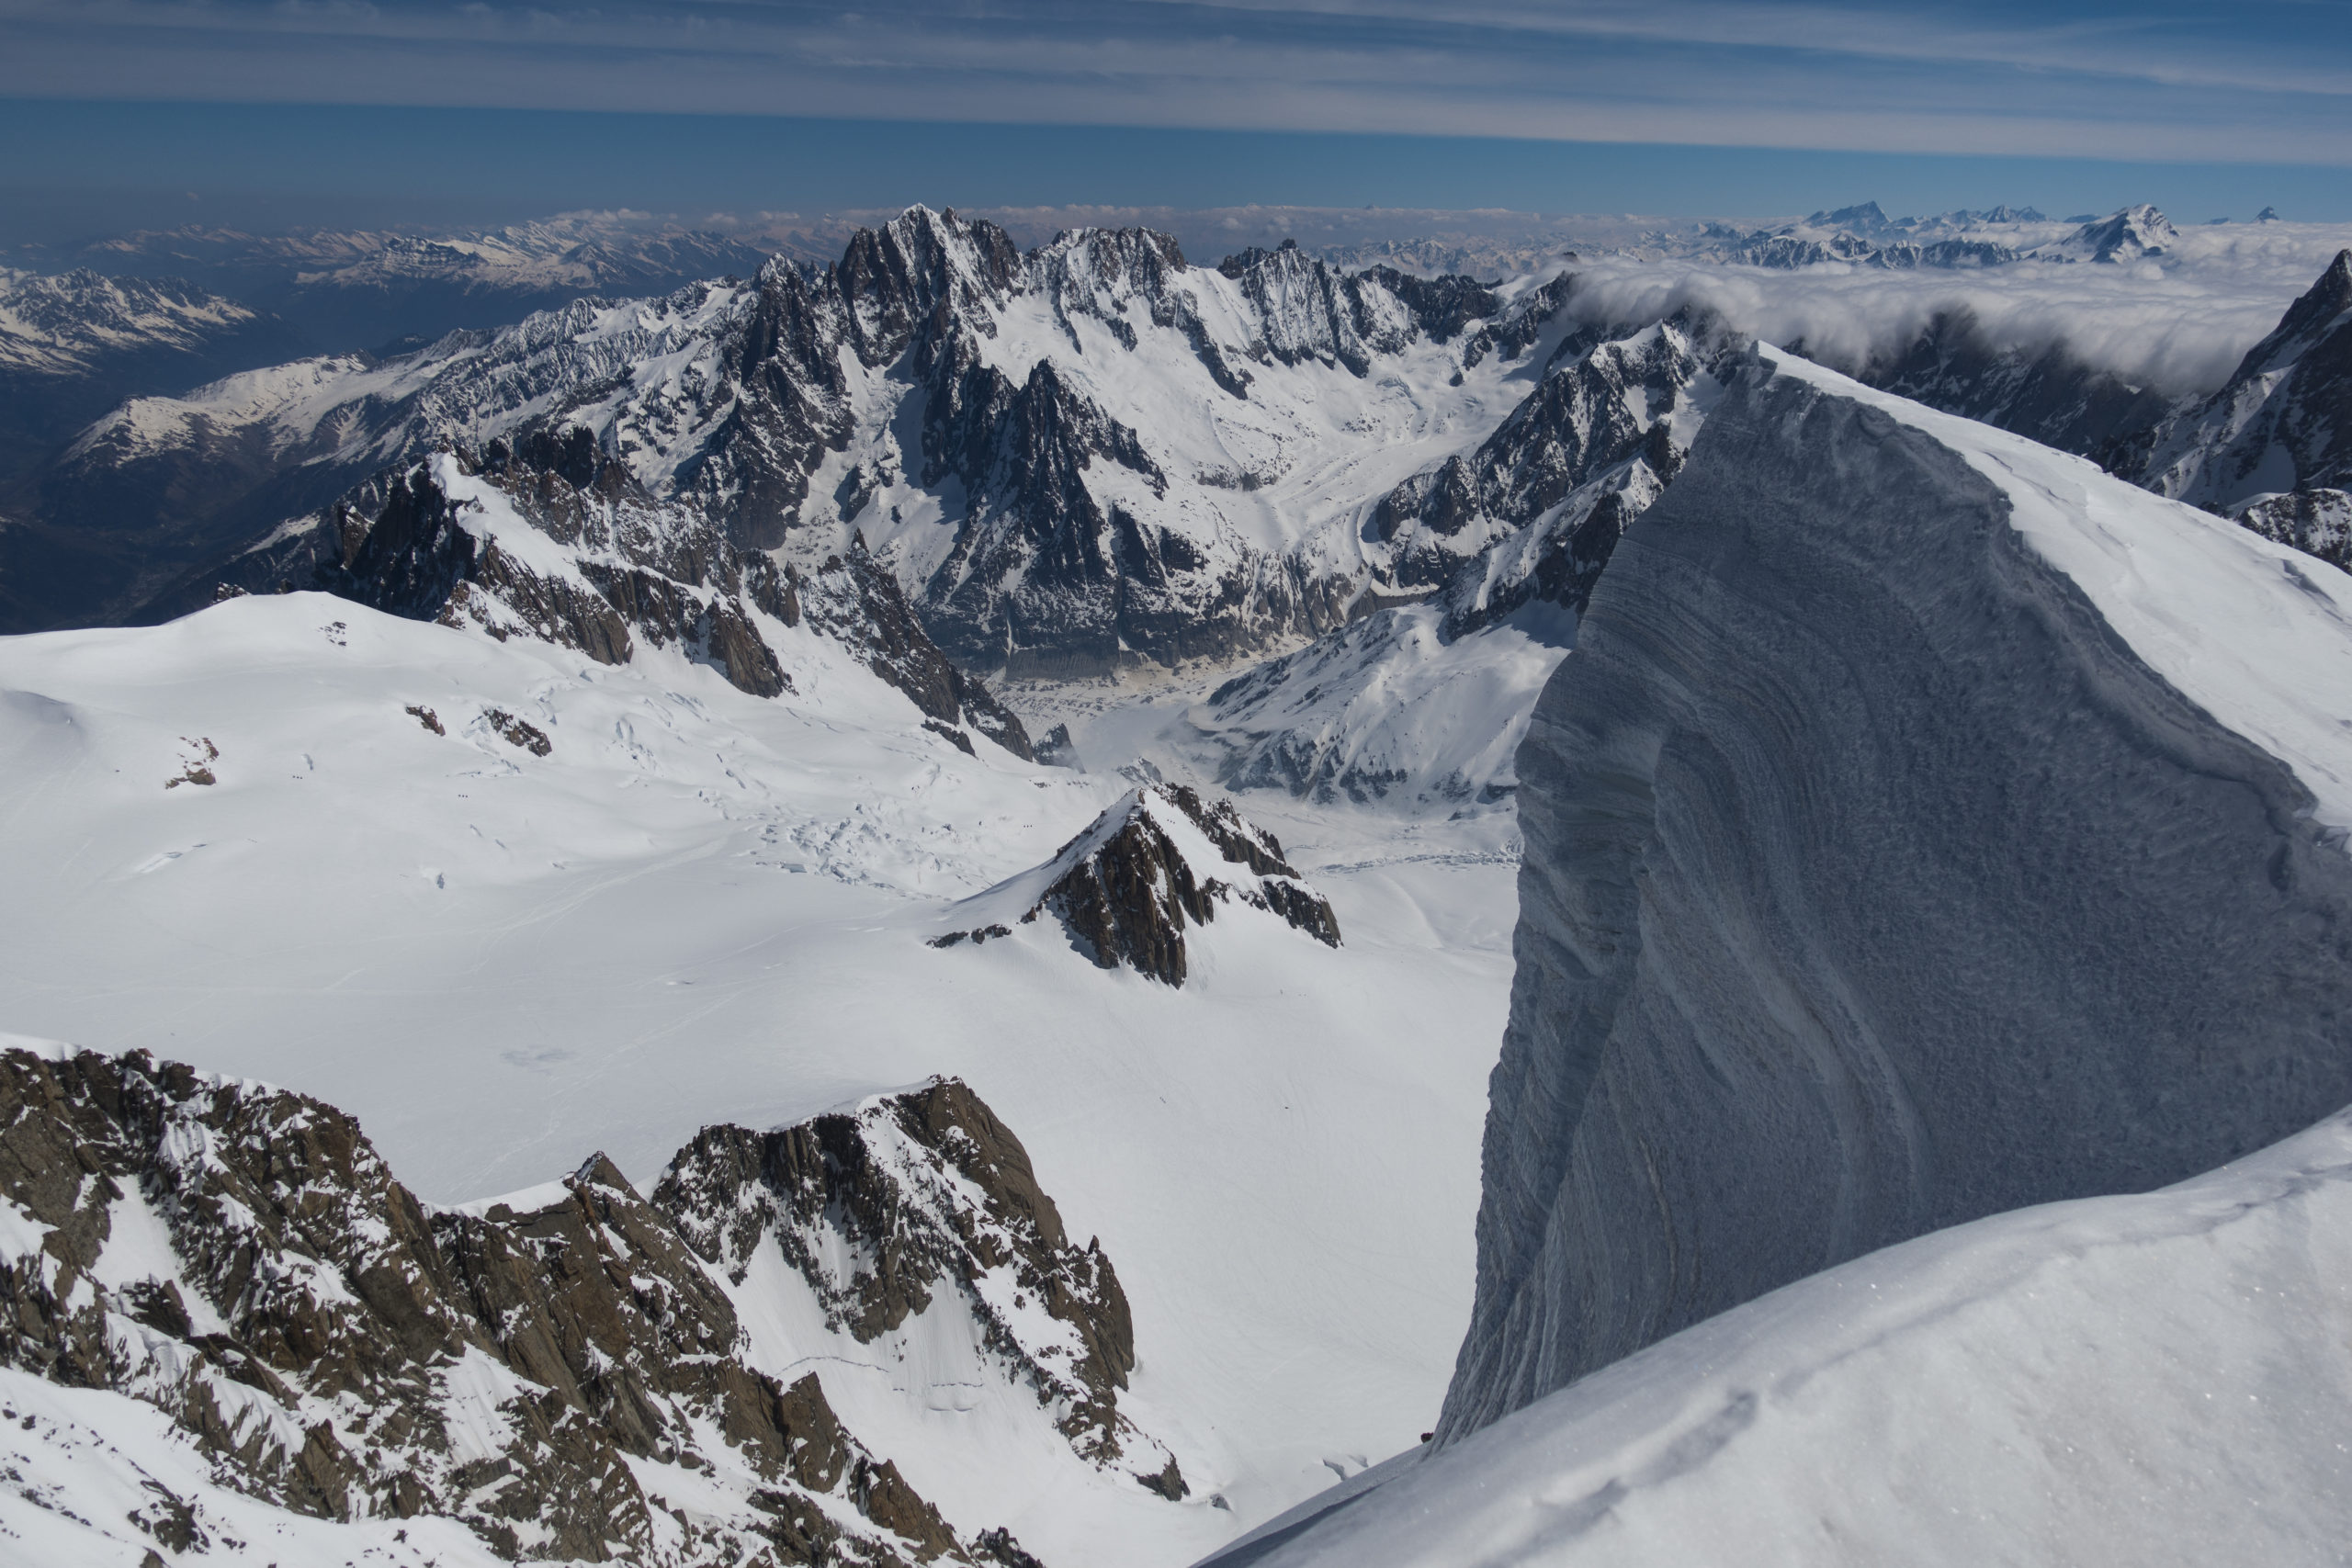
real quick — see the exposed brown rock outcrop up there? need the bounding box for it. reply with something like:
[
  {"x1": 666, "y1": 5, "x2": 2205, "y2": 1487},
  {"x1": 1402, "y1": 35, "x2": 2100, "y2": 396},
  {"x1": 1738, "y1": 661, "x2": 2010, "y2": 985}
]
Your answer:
[
  {"x1": 0, "y1": 1046, "x2": 1074, "y2": 1566},
  {"x1": 933, "y1": 784, "x2": 1342, "y2": 985},
  {"x1": 653, "y1": 1078, "x2": 1176, "y2": 1494}
]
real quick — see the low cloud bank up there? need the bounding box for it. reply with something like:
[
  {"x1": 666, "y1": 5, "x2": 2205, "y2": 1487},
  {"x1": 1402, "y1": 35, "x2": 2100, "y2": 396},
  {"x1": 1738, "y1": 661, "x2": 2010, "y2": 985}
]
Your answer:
[{"x1": 1562, "y1": 222, "x2": 2352, "y2": 396}]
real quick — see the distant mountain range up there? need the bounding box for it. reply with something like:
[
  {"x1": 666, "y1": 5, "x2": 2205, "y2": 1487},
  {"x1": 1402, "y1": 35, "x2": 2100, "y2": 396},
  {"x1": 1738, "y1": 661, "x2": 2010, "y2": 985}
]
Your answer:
[{"x1": 6, "y1": 203, "x2": 2348, "y2": 778}]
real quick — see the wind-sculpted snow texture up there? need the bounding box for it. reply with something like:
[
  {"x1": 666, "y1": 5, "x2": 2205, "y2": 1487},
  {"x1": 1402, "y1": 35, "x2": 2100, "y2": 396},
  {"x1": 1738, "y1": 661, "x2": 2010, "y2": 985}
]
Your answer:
[
  {"x1": 0, "y1": 1042, "x2": 1121, "y2": 1565},
  {"x1": 1438, "y1": 353, "x2": 2352, "y2": 1439}
]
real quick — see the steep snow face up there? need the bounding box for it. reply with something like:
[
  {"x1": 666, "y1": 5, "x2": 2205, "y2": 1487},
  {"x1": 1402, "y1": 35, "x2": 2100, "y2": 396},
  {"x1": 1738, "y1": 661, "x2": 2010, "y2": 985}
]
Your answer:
[
  {"x1": 1210, "y1": 1106, "x2": 2352, "y2": 1568},
  {"x1": 1442, "y1": 349, "x2": 2352, "y2": 1438}
]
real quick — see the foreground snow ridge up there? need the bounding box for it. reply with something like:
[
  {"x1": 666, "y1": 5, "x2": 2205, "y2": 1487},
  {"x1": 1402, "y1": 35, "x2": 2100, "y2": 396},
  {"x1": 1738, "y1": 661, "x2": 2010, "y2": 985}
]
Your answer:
[
  {"x1": 1211, "y1": 1105, "x2": 2352, "y2": 1568},
  {"x1": 1446, "y1": 344, "x2": 2352, "y2": 1439}
]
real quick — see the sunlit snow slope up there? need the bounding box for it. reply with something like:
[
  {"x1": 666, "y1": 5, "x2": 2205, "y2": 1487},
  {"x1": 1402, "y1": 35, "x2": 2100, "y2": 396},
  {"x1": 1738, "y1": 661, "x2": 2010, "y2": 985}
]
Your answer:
[
  {"x1": 1211, "y1": 1106, "x2": 2352, "y2": 1568},
  {"x1": 0, "y1": 591, "x2": 1515, "y2": 1563}
]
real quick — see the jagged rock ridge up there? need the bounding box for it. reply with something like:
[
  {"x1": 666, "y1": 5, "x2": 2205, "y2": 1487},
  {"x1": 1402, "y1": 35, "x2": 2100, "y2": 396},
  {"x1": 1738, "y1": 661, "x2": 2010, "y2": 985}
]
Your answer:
[
  {"x1": 0, "y1": 1043, "x2": 1169, "y2": 1563},
  {"x1": 200, "y1": 429, "x2": 1033, "y2": 754},
  {"x1": 931, "y1": 784, "x2": 1341, "y2": 985},
  {"x1": 654, "y1": 1078, "x2": 1178, "y2": 1493},
  {"x1": 28, "y1": 208, "x2": 1586, "y2": 674}
]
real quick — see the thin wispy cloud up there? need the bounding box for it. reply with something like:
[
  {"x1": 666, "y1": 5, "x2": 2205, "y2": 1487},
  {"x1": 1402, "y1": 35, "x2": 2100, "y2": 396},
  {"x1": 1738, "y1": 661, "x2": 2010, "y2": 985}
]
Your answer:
[{"x1": 2, "y1": 0, "x2": 2348, "y2": 163}]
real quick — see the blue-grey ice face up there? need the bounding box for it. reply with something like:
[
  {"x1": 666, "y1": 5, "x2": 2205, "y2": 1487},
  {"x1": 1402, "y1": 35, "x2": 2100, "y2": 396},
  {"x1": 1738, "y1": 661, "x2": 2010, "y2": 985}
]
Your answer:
[{"x1": 1441, "y1": 357, "x2": 2352, "y2": 1438}]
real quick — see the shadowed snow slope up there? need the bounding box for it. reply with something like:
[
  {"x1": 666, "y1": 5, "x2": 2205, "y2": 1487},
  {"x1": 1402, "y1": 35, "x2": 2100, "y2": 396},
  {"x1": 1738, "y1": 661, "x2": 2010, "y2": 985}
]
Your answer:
[
  {"x1": 1441, "y1": 345, "x2": 2352, "y2": 1441},
  {"x1": 1207, "y1": 1105, "x2": 2352, "y2": 1568}
]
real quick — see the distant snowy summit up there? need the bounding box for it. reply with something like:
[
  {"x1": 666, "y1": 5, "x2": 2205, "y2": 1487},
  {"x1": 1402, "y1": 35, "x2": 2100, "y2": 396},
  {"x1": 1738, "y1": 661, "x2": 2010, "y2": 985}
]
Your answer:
[
  {"x1": 1713, "y1": 201, "x2": 2183, "y2": 272},
  {"x1": 932, "y1": 784, "x2": 1340, "y2": 986}
]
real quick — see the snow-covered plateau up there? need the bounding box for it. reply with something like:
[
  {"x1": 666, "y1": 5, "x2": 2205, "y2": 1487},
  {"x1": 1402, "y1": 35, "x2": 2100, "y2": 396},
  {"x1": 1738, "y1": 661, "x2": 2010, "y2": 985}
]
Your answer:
[
  {"x1": 0, "y1": 583, "x2": 1516, "y2": 1566},
  {"x1": 6, "y1": 197, "x2": 2352, "y2": 1567}
]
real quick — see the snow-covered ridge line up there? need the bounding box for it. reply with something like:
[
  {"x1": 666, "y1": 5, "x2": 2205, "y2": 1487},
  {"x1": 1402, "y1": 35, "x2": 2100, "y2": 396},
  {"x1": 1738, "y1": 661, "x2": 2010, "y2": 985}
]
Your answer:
[
  {"x1": 1440, "y1": 345, "x2": 2352, "y2": 1454},
  {"x1": 1221, "y1": 1104, "x2": 2352, "y2": 1567}
]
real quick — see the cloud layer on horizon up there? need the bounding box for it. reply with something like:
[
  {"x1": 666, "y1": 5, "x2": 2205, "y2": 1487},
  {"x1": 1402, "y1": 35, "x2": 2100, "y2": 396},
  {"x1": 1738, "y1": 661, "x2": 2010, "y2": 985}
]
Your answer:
[{"x1": 3, "y1": 0, "x2": 2350, "y2": 166}]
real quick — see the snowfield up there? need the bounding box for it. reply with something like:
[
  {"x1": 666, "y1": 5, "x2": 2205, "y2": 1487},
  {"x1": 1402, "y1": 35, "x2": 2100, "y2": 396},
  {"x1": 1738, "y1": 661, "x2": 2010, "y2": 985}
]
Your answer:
[
  {"x1": 0, "y1": 589, "x2": 1518, "y2": 1564},
  {"x1": 1211, "y1": 1104, "x2": 2352, "y2": 1568}
]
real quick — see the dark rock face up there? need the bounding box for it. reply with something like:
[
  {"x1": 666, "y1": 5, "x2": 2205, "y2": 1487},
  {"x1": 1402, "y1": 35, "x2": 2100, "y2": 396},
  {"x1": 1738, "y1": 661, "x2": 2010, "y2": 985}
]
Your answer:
[
  {"x1": 913, "y1": 352, "x2": 1175, "y2": 674},
  {"x1": 797, "y1": 544, "x2": 1035, "y2": 759},
  {"x1": 2232, "y1": 487, "x2": 2352, "y2": 570},
  {"x1": 1440, "y1": 357, "x2": 2352, "y2": 1440},
  {"x1": 937, "y1": 785, "x2": 1340, "y2": 985},
  {"x1": 654, "y1": 1078, "x2": 1172, "y2": 1490},
  {"x1": 1846, "y1": 308, "x2": 2175, "y2": 474},
  {"x1": 2145, "y1": 250, "x2": 2352, "y2": 510},
  {"x1": 0, "y1": 1045, "x2": 1096, "y2": 1564},
  {"x1": 303, "y1": 443, "x2": 797, "y2": 700}
]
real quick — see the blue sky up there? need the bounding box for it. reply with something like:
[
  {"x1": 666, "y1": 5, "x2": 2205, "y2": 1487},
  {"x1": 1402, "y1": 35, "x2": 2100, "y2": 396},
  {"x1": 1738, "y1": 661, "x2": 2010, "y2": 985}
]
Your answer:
[{"x1": 4, "y1": 0, "x2": 2350, "y2": 238}]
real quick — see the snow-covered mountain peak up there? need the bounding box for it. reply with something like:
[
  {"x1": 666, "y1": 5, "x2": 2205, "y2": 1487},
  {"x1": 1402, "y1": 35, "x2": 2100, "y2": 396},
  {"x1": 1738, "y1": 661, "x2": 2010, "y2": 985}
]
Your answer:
[
  {"x1": 931, "y1": 784, "x2": 1341, "y2": 984},
  {"x1": 2042, "y1": 203, "x2": 2181, "y2": 264},
  {"x1": 2227, "y1": 246, "x2": 2352, "y2": 383}
]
